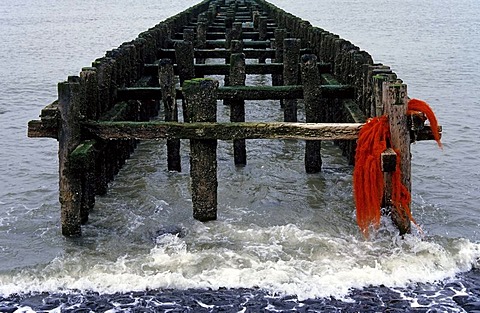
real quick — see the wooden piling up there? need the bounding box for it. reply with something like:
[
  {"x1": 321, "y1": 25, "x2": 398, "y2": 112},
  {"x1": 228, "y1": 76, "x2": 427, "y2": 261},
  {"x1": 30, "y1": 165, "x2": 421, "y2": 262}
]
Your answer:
[
  {"x1": 175, "y1": 40, "x2": 195, "y2": 122},
  {"x1": 183, "y1": 78, "x2": 219, "y2": 221},
  {"x1": 58, "y1": 77, "x2": 83, "y2": 237},
  {"x1": 301, "y1": 54, "x2": 323, "y2": 173},
  {"x1": 229, "y1": 53, "x2": 247, "y2": 166},
  {"x1": 382, "y1": 81, "x2": 411, "y2": 235},
  {"x1": 196, "y1": 21, "x2": 207, "y2": 64},
  {"x1": 273, "y1": 28, "x2": 285, "y2": 81},
  {"x1": 159, "y1": 59, "x2": 181, "y2": 172},
  {"x1": 283, "y1": 38, "x2": 301, "y2": 122}
]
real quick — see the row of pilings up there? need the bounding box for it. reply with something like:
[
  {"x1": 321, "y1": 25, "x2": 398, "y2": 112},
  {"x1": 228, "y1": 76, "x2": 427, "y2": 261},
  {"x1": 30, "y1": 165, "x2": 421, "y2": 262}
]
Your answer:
[{"x1": 29, "y1": 0, "x2": 417, "y2": 236}]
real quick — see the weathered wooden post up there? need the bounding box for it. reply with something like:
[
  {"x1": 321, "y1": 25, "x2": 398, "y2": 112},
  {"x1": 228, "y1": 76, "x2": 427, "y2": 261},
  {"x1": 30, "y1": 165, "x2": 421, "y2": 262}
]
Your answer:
[
  {"x1": 273, "y1": 28, "x2": 286, "y2": 85},
  {"x1": 283, "y1": 38, "x2": 301, "y2": 122},
  {"x1": 159, "y1": 59, "x2": 181, "y2": 172},
  {"x1": 301, "y1": 54, "x2": 323, "y2": 173},
  {"x1": 183, "y1": 28, "x2": 195, "y2": 43},
  {"x1": 91, "y1": 58, "x2": 114, "y2": 195},
  {"x1": 78, "y1": 67, "x2": 99, "y2": 221},
  {"x1": 69, "y1": 140, "x2": 96, "y2": 226},
  {"x1": 226, "y1": 21, "x2": 243, "y2": 49},
  {"x1": 175, "y1": 40, "x2": 195, "y2": 122},
  {"x1": 58, "y1": 77, "x2": 83, "y2": 236},
  {"x1": 230, "y1": 53, "x2": 247, "y2": 166},
  {"x1": 196, "y1": 20, "x2": 207, "y2": 64},
  {"x1": 258, "y1": 16, "x2": 268, "y2": 63},
  {"x1": 183, "y1": 78, "x2": 219, "y2": 221},
  {"x1": 382, "y1": 81, "x2": 411, "y2": 234},
  {"x1": 252, "y1": 11, "x2": 260, "y2": 29}
]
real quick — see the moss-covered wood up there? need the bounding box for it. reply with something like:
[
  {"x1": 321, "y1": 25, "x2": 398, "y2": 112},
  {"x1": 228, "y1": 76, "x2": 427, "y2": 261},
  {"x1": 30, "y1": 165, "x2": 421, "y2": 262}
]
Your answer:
[
  {"x1": 229, "y1": 53, "x2": 247, "y2": 166},
  {"x1": 301, "y1": 54, "x2": 323, "y2": 173},
  {"x1": 159, "y1": 58, "x2": 181, "y2": 172},
  {"x1": 283, "y1": 38, "x2": 301, "y2": 121},
  {"x1": 84, "y1": 120, "x2": 364, "y2": 141},
  {"x1": 58, "y1": 78, "x2": 83, "y2": 237},
  {"x1": 383, "y1": 82, "x2": 411, "y2": 235},
  {"x1": 117, "y1": 85, "x2": 353, "y2": 102},
  {"x1": 145, "y1": 61, "x2": 333, "y2": 76},
  {"x1": 183, "y1": 78, "x2": 218, "y2": 222},
  {"x1": 69, "y1": 140, "x2": 96, "y2": 225}
]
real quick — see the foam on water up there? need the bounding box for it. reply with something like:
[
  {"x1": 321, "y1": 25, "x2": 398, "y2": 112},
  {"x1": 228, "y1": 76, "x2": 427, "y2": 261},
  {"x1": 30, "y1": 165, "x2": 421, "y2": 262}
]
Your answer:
[{"x1": 1, "y1": 220, "x2": 479, "y2": 301}]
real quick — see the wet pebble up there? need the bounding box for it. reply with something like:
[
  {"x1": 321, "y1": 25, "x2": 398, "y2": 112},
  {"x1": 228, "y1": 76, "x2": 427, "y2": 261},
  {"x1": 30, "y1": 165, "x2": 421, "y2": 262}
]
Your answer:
[{"x1": 1, "y1": 270, "x2": 480, "y2": 313}]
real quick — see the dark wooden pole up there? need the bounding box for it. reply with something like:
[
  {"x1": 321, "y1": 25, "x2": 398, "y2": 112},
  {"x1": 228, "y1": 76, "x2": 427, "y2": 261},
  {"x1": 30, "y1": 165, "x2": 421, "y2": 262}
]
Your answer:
[
  {"x1": 159, "y1": 59, "x2": 181, "y2": 172},
  {"x1": 183, "y1": 78, "x2": 219, "y2": 222},
  {"x1": 383, "y1": 81, "x2": 412, "y2": 235},
  {"x1": 58, "y1": 77, "x2": 83, "y2": 237},
  {"x1": 78, "y1": 67, "x2": 99, "y2": 222},
  {"x1": 301, "y1": 54, "x2": 323, "y2": 173},
  {"x1": 230, "y1": 53, "x2": 247, "y2": 166},
  {"x1": 283, "y1": 38, "x2": 301, "y2": 122},
  {"x1": 258, "y1": 16, "x2": 268, "y2": 63},
  {"x1": 272, "y1": 28, "x2": 286, "y2": 87},
  {"x1": 196, "y1": 21, "x2": 207, "y2": 64},
  {"x1": 175, "y1": 40, "x2": 195, "y2": 122}
]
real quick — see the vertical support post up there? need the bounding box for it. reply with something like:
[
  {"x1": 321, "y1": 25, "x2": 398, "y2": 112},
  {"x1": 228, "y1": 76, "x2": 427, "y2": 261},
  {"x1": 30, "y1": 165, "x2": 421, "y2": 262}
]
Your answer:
[
  {"x1": 230, "y1": 53, "x2": 247, "y2": 166},
  {"x1": 273, "y1": 29, "x2": 286, "y2": 107},
  {"x1": 78, "y1": 68, "x2": 99, "y2": 222},
  {"x1": 383, "y1": 81, "x2": 411, "y2": 235},
  {"x1": 252, "y1": 11, "x2": 260, "y2": 29},
  {"x1": 196, "y1": 22, "x2": 207, "y2": 64},
  {"x1": 283, "y1": 38, "x2": 301, "y2": 122},
  {"x1": 183, "y1": 28, "x2": 195, "y2": 43},
  {"x1": 273, "y1": 29, "x2": 286, "y2": 81},
  {"x1": 258, "y1": 16, "x2": 268, "y2": 41},
  {"x1": 184, "y1": 78, "x2": 219, "y2": 222},
  {"x1": 58, "y1": 77, "x2": 83, "y2": 237},
  {"x1": 159, "y1": 59, "x2": 181, "y2": 172},
  {"x1": 301, "y1": 54, "x2": 323, "y2": 173},
  {"x1": 175, "y1": 40, "x2": 195, "y2": 122}
]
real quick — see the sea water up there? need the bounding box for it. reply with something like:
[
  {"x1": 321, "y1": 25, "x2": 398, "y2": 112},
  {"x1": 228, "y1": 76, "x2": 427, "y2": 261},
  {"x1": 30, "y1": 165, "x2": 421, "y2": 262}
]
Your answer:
[{"x1": 0, "y1": 0, "x2": 479, "y2": 311}]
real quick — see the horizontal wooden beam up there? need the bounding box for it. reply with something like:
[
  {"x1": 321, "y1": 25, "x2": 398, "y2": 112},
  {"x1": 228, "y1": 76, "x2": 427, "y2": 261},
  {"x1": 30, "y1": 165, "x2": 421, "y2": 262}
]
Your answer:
[
  {"x1": 28, "y1": 119, "x2": 58, "y2": 138},
  {"x1": 158, "y1": 48, "x2": 276, "y2": 60},
  {"x1": 184, "y1": 25, "x2": 278, "y2": 33},
  {"x1": 83, "y1": 121, "x2": 364, "y2": 141},
  {"x1": 175, "y1": 31, "x2": 275, "y2": 40},
  {"x1": 116, "y1": 85, "x2": 354, "y2": 101},
  {"x1": 167, "y1": 39, "x2": 272, "y2": 49},
  {"x1": 143, "y1": 62, "x2": 332, "y2": 76}
]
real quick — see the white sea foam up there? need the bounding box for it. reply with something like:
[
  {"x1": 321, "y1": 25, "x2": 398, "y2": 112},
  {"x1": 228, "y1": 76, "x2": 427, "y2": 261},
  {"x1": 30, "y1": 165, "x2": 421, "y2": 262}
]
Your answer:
[{"x1": 1, "y1": 223, "x2": 479, "y2": 300}]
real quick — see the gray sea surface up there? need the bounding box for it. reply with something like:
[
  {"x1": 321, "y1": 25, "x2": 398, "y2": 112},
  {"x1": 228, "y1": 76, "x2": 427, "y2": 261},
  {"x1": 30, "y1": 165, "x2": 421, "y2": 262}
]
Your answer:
[{"x1": 0, "y1": 0, "x2": 479, "y2": 306}]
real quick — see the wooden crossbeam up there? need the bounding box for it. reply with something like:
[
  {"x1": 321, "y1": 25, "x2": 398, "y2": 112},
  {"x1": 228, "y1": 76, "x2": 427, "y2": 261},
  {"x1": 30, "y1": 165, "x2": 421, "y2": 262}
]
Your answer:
[
  {"x1": 143, "y1": 63, "x2": 332, "y2": 76},
  {"x1": 83, "y1": 121, "x2": 364, "y2": 141},
  {"x1": 175, "y1": 31, "x2": 275, "y2": 40},
  {"x1": 158, "y1": 48, "x2": 276, "y2": 60},
  {"x1": 168, "y1": 39, "x2": 272, "y2": 49},
  {"x1": 116, "y1": 85, "x2": 354, "y2": 101}
]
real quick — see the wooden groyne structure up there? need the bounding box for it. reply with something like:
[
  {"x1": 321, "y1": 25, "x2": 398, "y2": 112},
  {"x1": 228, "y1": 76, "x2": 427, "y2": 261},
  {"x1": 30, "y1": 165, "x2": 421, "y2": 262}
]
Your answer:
[{"x1": 28, "y1": 0, "x2": 440, "y2": 237}]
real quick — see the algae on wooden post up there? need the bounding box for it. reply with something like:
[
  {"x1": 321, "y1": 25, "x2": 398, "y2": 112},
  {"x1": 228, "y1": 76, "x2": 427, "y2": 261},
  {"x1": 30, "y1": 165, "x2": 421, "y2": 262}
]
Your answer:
[
  {"x1": 183, "y1": 78, "x2": 219, "y2": 222},
  {"x1": 58, "y1": 78, "x2": 83, "y2": 237},
  {"x1": 159, "y1": 58, "x2": 181, "y2": 172},
  {"x1": 301, "y1": 54, "x2": 323, "y2": 173},
  {"x1": 382, "y1": 82, "x2": 412, "y2": 235},
  {"x1": 229, "y1": 53, "x2": 247, "y2": 166},
  {"x1": 283, "y1": 38, "x2": 301, "y2": 122}
]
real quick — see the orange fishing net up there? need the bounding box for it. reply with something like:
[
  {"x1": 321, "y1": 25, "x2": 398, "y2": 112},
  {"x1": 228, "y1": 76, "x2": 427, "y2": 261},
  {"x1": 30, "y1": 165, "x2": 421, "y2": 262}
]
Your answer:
[
  {"x1": 353, "y1": 99, "x2": 441, "y2": 237},
  {"x1": 407, "y1": 98, "x2": 443, "y2": 148}
]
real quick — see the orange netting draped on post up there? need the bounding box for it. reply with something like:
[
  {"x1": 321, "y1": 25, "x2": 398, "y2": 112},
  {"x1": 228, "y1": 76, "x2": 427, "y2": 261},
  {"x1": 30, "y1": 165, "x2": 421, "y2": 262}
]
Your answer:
[
  {"x1": 407, "y1": 98, "x2": 443, "y2": 148},
  {"x1": 353, "y1": 99, "x2": 441, "y2": 237}
]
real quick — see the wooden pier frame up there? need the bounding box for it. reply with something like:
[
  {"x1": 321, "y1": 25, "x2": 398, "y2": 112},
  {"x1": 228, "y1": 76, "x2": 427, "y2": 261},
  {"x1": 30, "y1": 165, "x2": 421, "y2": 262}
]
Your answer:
[{"x1": 28, "y1": 0, "x2": 441, "y2": 236}]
